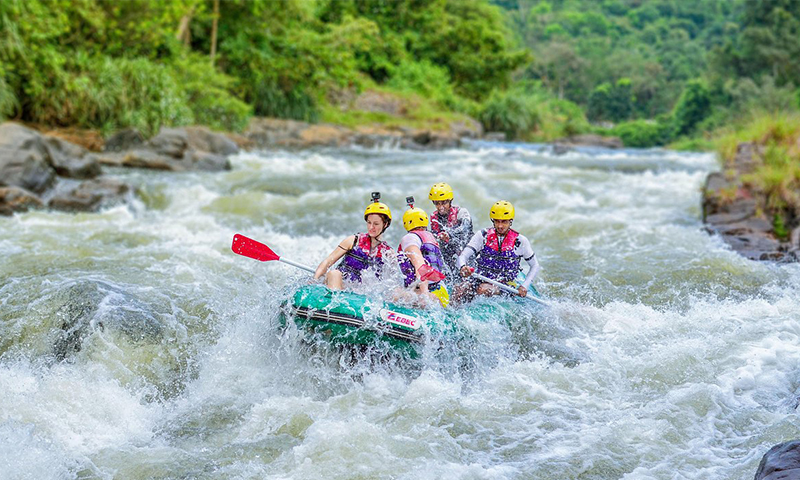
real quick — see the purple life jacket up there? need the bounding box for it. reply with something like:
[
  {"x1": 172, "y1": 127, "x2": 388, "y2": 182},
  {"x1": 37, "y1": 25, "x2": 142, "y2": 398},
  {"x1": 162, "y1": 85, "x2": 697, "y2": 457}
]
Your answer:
[
  {"x1": 397, "y1": 230, "x2": 445, "y2": 288},
  {"x1": 337, "y1": 233, "x2": 391, "y2": 282},
  {"x1": 430, "y1": 206, "x2": 460, "y2": 234},
  {"x1": 475, "y1": 228, "x2": 521, "y2": 283}
]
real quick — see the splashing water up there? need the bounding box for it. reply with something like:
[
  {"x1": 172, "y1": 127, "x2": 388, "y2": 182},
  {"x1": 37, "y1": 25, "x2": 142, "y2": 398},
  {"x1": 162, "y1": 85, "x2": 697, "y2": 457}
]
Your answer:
[{"x1": 1, "y1": 142, "x2": 798, "y2": 479}]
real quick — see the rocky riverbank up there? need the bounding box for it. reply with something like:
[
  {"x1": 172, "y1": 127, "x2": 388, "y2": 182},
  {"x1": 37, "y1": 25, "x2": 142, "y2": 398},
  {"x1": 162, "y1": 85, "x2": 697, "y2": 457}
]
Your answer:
[
  {"x1": 0, "y1": 116, "x2": 493, "y2": 216},
  {"x1": 702, "y1": 141, "x2": 800, "y2": 262}
]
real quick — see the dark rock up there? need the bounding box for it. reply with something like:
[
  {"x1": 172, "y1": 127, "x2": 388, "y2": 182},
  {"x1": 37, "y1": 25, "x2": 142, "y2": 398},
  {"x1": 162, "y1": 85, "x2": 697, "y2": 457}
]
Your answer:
[
  {"x1": 184, "y1": 150, "x2": 230, "y2": 171},
  {"x1": 0, "y1": 186, "x2": 44, "y2": 216},
  {"x1": 53, "y1": 280, "x2": 163, "y2": 361},
  {"x1": 42, "y1": 136, "x2": 101, "y2": 179},
  {"x1": 449, "y1": 119, "x2": 483, "y2": 138},
  {"x1": 483, "y1": 132, "x2": 507, "y2": 142},
  {"x1": 754, "y1": 440, "x2": 800, "y2": 480},
  {"x1": 148, "y1": 128, "x2": 188, "y2": 158},
  {"x1": 104, "y1": 128, "x2": 144, "y2": 152},
  {"x1": 185, "y1": 126, "x2": 239, "y2": 156},
  {"x1": 556, "y1": 134, "x2": 623, "y2": 149},
  {"x1": 552, "y1": 144, "x2": 574, "y2": 156},
  {"x1": 48, "y1": 178, "x2": 131, "y2": 212},
  {"x1": 353, "y1": 91, "x2": 405, "y2": 116},
  {"x1": 0, "y1": 122, "x2": 57, "y2": 193}
]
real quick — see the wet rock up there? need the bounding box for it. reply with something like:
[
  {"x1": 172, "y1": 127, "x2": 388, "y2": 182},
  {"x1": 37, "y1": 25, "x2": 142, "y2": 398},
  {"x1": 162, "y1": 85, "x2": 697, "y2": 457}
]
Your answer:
[
  {"x1": 552, "y1": 144, "x2": 574, "y2": 156},
  {"x1": 0, "y1": 186, "x2": 44, "y2": 216},
  {"x1": 702, "y1": 141, "x2": 796, "y2": 262},
  {"x1": 185, "y1": 126, "x2": 239, "y2": 156},
  {"x1": 754, "y1": 440, "x2": 800, "y2": 480},
  {"x1": 53, "y1": 281, "x2": 163, "y2": 361},
  {"x1": 555, "y1": 134, "x2": 623, "y2": 149},
  {"x1": 94, "y1": 126, "x2": 232, "y2": 171},
  {"x1": 483, "y1": 132, "x2": 507, "y2": 142},
  {"x1": 104, "y1": 128, "x2": 145, "y2": 152},
  {"x1": 48, "y1": 178, "x2": 131, "y2": 212},
  {"x1": 449, "y1": 119, "x2": 483, "y2": 139},
  {"x1": 0, "y1": 122, "x2": 57, "y2": 193},
  {"x1": 148, "y1": 128, "x2": 188, "y2": 159},
  {"x1": 42, "y1": 136, "x2": 101, "y2": 179}
]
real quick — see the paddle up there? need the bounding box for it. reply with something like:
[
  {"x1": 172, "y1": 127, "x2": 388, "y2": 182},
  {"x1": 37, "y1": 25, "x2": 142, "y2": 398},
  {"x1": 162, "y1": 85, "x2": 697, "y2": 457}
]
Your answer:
[
  {"x1": 231, "y1": 234, "x2": 315, "y2": 273},
  {"x1": 470, "y1": 270, "x2": 550, "y2": 306}
]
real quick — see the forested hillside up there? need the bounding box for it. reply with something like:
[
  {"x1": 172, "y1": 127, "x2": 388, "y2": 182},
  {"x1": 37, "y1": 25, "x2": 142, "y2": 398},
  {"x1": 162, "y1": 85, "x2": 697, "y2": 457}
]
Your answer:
[
  {"x1": 1, "y1": 0, "x2": 799, "y2": 148},
  {"x1": 495, "y1": 0, "x2": 800, "y2": 147}
]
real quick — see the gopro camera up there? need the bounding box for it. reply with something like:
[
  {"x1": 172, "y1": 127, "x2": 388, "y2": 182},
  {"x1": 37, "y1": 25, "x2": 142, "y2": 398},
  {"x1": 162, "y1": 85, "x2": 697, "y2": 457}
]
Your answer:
[
  {"x1": 406, "y1": 196, "x2": 415, "y2": 207},
  {"x1": 371, "y1": 191, "x2": 381, "y2": 202}
]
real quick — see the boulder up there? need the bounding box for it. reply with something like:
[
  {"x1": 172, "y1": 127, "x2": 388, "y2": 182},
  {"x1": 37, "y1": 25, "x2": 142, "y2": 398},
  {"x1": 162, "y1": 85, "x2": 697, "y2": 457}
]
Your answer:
[
  {"x1": 0, "y1": 186, "x2": 44, "y2": 216},
  {"x1": 42, "y1": 136, "x2": 101, "y2": 179},
  {"x1": 555, "y1": 134, "x2": 623, "y2": 149},
  {"x1": 53, "y1": 280, "x2": 163, "y2": 361},
  {"x1": 185, "y1": 126, "x2": 239, "y2": 156},
  {"x1": 48, "y1": 178, "x2": 131, "y2": 212},
  {"x1": 0, "y1": 122, "x2": 57, "y2": 193},
  {"x1": 104, "y1": 128, "x2": 145, "y2": 152},
  {"x1": 95, "y1": 126, "x2": 232, "y2": 171},
  {"x1": 754, "y1": 440, "x2": 800, "y2": 480},
  {"x1": 148, "y1": 128, "x2": 188, "y2": 159},
  {"x1": 245, "y1": 117, "x2": 353, "y2": 148},
  {"x1": 702, "y1": 140, "x2": 797, "y2": 262},
  {"x1": 449, "y1": 118, "x2": 483, "y2": 139},
  {"x1": 483, "y1": 132, "x2": 507, "y2": 142},
  {"x1": 353, "y1": 91, "x2": 405, "y2": 116}
]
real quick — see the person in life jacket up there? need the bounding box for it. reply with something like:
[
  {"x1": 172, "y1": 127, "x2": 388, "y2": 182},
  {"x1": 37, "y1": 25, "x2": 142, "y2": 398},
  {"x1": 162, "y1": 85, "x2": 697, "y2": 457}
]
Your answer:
[
  {"x1": 428, "y1": 182, "x2": 473, "y2": 283},
  {"x1": 395, "y1": 197, "x2": 450, "y2": 307},
  {"x1": 313, "y1": 192, "x2": 393, "y2": 290},
  {"x1": 454, "y1": 200, "x2": 540, "y2": 303}
]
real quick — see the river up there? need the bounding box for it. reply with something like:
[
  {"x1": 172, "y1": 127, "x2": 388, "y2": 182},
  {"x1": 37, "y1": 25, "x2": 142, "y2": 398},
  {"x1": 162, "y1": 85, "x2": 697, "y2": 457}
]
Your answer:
[{"x1": 1, "y1": 141, "x2": 799, "y2": 479}]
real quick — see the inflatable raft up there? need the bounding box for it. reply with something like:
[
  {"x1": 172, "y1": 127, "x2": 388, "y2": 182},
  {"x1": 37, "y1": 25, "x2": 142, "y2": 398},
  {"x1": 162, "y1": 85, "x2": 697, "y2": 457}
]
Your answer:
[{"x1": 279, "y1": 284, "x2": 543, "y2": 357}]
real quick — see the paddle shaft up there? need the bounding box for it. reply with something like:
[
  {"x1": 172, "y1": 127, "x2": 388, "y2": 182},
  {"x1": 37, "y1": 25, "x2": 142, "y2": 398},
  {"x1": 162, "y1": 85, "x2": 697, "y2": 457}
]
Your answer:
[
  {"x1": 471, "y1": 271, "x2": 550, "y2": 306},
  {"x1": 280, "y1": 258, "x2": 315, "y2": 274}
]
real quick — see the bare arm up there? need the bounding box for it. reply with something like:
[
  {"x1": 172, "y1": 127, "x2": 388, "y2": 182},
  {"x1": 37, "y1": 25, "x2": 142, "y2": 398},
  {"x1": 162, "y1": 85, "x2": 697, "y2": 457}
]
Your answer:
[
  {"x1": 314, "y1": 235, "x2": 355, "y2": 280},
  {"x1": 403, "y1": 245, "x2": 429, "y2": 293}
]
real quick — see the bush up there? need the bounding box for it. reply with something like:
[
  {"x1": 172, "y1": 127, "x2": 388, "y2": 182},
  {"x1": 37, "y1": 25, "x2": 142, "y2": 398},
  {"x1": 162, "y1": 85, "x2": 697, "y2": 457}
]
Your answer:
[
  {"x1": 387, "y1": 59, "x2": 457, "y2": 107},
  {"x1": 478, "y1": 89, "x2": 539, "y2": 139},
  {"x1": 0, "y1": 64, "x2": 17, "y2": 119},
  {"x1": 611, "y1": 119, "x2": 672, "y2": 148},
  {"x1": 672, "y1": 79, "x2": 711, "y2": 136},
  {"x1": 170, "y1": 55, "x2": 251, "y2": 132}
]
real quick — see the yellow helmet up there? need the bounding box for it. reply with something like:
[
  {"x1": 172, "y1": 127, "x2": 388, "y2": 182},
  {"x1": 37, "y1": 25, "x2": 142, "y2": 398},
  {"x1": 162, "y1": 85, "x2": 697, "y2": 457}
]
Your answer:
[
  {"x1": 489, "y1": 200, "x2": 515, "y2": 220},
  {"x1": 428, "y1": 183, "x2": 454, "y2": 201},
  {"x1": 403, "y1": 207, "x2": 429, "y2": 231},
  {"x1": 364, "y1": 202, "x2": 392, "y2": 228}
]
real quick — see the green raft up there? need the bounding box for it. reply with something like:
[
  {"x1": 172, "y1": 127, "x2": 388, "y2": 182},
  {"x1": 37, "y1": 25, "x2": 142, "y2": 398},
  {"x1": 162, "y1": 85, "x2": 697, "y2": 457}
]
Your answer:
[{"x1": 279, "y1": 284, "x2": 543, "y2": 357}]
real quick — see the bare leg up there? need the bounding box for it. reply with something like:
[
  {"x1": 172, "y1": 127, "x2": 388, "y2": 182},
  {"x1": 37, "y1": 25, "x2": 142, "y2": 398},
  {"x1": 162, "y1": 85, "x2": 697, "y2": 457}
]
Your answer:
[
  {"x1": 325, "y1": 270, "x2": 344, "y2": 290},
  {"x1": 476, "y1": 282, "x2": 500, "y2": 297}
]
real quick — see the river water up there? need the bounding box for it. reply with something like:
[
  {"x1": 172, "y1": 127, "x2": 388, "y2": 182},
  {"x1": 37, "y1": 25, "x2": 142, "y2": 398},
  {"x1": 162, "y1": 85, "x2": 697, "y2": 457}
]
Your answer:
[{"x1": 1, "y1": 141, "x2": 799, "y2": 479}]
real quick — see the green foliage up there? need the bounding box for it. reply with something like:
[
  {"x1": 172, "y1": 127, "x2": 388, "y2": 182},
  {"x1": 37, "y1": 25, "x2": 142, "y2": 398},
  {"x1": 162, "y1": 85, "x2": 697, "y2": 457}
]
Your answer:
[
  {"x1": 587, "y1": 78, "x2": 634, "y2": 122},
  {"x1": 610, "y1": 119, "x2": 673, "y2": 148},
  {"x1": 0, "y1": 64, "x2": 17, "y2": 119},
  {"x1": 169, "y1": 55, "x2": 251, "y2": 132},
  {"x1": 479, "y1": 88, "x2": 539, "y2": 139},
  {"x1": 386, "y1": 59, "x2": 457, "y2": 108},
  {"x1": 671, "y1": 79, "x2": 711, "y2": 136}
]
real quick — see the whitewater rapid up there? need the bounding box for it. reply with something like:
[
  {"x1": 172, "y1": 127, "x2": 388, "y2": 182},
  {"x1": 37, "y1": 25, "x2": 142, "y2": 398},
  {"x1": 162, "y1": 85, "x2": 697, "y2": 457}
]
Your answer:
[{"x1": 1, "y1": 141, "x2": 799, "y2": 479}]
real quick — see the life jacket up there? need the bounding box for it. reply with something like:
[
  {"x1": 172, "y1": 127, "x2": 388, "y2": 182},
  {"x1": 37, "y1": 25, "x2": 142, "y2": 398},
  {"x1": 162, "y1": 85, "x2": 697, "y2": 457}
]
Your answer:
[
  {"x1": 397, "y1": 230, "x2": 446, "y2": 288},
  {"x1": 475, "y1": 228, "x2": 521, "y2": 283},
  {"x1": 430, "y1": 206, "x2": 460, "y2": 234},
  {"x1": 338, "y1": 233, "x2": 391, "y2": 282}
]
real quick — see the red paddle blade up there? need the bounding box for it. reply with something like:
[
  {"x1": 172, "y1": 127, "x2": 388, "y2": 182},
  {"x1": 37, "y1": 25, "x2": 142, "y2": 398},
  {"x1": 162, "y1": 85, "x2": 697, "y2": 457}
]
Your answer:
[
  {"x1": 231, "y1": 234, "x2": 280, "y2": 262},
  {"x1": 419, "y1": 264, "x2": 446, "y2": 282}
]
